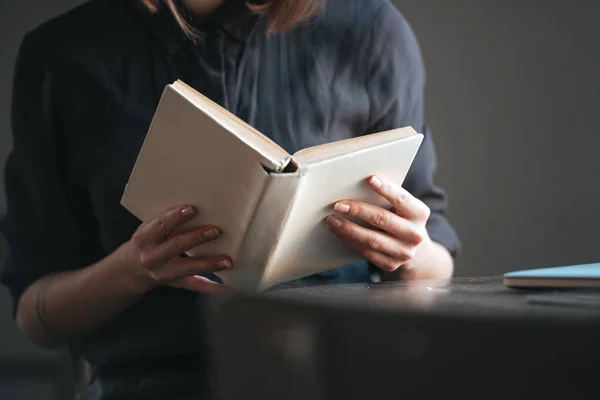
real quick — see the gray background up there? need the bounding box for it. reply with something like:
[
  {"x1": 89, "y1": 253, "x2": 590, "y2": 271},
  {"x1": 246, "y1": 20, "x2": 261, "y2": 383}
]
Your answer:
[{"x1": 0, "y1": 0, "x2": 599, "y2": 392}]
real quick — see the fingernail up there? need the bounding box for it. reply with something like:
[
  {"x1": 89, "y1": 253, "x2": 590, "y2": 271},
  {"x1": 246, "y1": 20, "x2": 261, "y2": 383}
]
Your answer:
[
  {"x1": 327, "y1": 215, "x2": 343, "y2": 228},
  {"x1": 205, "y1": 228, "x2": 220, "y2": 238},
  {"x1": 370, "y1": 176, "x2": 383, "y2": 188},
  {"x1": 217, "y1": 259, "x2": 232, "y2": 269},
  {"x1": 333, "y1": 202, "x2": 350, "y2": 213},
  {"x1": 181, "y1": 207, "x2": 195, "y2": 217}
]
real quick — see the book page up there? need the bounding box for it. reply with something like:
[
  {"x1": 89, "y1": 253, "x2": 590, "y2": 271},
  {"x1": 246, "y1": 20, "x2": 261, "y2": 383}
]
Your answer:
[
  {"x1": 259, "y1": 134, "x2": 424, "y2": 290},
  {"x1": 173, "y1": 81, "x2": 291, "y2": 172},
  {"x1": 292, "y1": 127, "x2": 417, "y2": 167}
]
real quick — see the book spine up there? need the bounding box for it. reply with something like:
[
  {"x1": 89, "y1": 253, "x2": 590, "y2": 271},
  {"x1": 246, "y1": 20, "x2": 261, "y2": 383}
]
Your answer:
[{"x1": 215, "y1": 172, "x2": 303, "y2": 291}]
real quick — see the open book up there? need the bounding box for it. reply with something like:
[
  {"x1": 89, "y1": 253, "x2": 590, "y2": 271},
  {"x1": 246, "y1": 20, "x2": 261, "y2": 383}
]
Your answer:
[{"x1": 121, "y1": 80, "x2": 423, "y2": 291}]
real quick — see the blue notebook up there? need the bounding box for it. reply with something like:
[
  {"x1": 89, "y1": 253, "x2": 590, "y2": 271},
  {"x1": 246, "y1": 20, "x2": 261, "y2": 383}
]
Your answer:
[{"x1": 504, "y1": 263, "x2": 600, "y2": 288}]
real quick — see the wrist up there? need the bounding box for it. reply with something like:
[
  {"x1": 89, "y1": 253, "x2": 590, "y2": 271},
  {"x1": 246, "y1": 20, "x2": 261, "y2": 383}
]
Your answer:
[{"x1": 404, "y1": 237, "x2": 453, "y2": 280}]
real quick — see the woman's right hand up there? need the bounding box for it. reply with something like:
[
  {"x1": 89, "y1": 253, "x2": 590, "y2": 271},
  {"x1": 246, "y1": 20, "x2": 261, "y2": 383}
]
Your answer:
[{"x1": 122, "y1": 205, "x2": 233, "y2": 294}]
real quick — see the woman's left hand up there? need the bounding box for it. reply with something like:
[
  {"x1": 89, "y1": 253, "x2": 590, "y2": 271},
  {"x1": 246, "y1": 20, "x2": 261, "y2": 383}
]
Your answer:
[{"x1": 326, "y1": 175, "x2": 431, "y2": 273}]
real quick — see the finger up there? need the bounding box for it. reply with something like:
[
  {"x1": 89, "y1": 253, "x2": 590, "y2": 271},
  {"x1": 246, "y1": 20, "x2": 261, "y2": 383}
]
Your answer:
[
  {"x1": 368, "y1": 176, "x2": 430, "y2": 222},
  {"x1": 169, "y1": 275, "x2": 234, "y2": 294},
  {"x1": 144, "y1": 226, "x2": 221, "y2": 264},
  {"x1": 135, "y1": 205, "x2": 198, "y2": 245},
  {"x1": 343, "y1": 238, "x2": 404, "y2": 272},
  {"x1": 332, "y1": 200, "x2": 425, "y2": 245},
  {"x1": 327, "y1": 215, "x2": 416, "y2": 262},
  {"x1": 150, "y1": 255, "x2": 232, "y2": 282}
]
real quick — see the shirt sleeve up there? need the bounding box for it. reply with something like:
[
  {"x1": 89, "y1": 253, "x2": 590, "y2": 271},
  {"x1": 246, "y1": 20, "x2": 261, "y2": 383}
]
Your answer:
[
  {"x1": 1, "y1": 32, "x2": 100, "y2": 314},
  {"x1": 364, "y1": 2, "x2": 461, "y2": 257}
]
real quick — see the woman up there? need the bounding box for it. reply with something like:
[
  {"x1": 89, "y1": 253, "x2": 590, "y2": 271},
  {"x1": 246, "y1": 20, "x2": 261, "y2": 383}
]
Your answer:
[{"x1": 1, "y1": 0, "x2": 460, "y2": 398}]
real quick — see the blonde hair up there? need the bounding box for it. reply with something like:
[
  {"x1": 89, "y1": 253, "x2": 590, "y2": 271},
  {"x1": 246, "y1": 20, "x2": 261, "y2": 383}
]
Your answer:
[{"x1": 139, "y1": 0, "x2": 325, "y2": 36}]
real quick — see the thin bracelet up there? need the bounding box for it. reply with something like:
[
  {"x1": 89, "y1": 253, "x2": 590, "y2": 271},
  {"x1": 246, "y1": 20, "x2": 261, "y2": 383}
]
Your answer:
[{"x1": 35, "y1": 276, "x2": 63, "y2": 338}]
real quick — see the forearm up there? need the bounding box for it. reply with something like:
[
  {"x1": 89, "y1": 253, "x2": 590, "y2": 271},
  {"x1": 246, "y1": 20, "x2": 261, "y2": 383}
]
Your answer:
[
  {"x1": 382, "y1": 236, "x2": 454, "y2": 282},
  {"x1": 16, "y1": 245, "x2": 150, "y2": 349}
]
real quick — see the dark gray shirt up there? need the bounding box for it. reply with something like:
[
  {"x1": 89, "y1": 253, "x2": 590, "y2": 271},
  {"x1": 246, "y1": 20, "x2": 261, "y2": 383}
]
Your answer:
[{"x1": 1, "y1": 0, "x2": 459, "y2": 372}]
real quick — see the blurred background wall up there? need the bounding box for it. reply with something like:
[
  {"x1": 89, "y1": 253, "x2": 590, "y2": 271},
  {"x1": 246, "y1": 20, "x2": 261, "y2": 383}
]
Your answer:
[{"x1": 1, "y1": 0, "x2": 599, "y2": 398}]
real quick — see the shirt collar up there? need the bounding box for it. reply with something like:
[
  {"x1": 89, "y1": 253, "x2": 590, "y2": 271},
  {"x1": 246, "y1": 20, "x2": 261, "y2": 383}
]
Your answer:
[
  {"x1": 210, "y1": 0, "x2": 262, "y2": 42},
  {"x1": 130, "y1": 0, "x2": 261, "y2": 54}
]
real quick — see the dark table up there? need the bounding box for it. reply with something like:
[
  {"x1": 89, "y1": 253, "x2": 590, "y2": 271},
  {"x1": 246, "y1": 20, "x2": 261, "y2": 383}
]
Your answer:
[
  {"x1": 274, "y1": 275, "x2": 600, "y2": 316},
  {"x1": 210, "y1": 277, "x2": 600, "y2": 400}
]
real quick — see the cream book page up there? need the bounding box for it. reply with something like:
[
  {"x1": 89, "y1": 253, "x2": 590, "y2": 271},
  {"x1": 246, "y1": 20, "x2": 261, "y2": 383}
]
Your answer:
[
  {"x1": 172, "y1": 81, "x2": 291, "y2": 172},
  {"x1": 259, "y1": 133, "x2": 424, "y2": 289}
]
